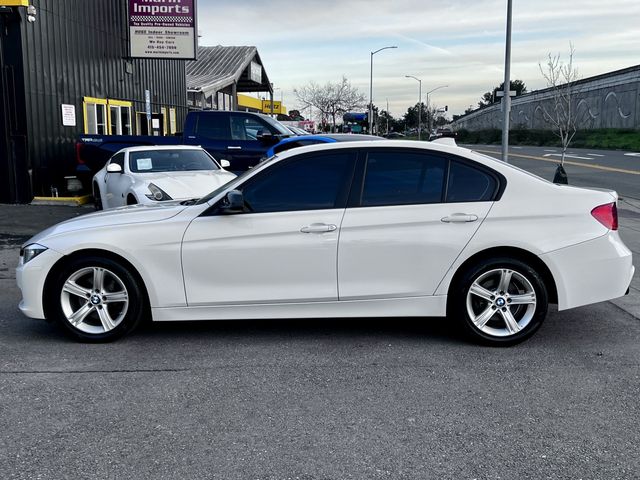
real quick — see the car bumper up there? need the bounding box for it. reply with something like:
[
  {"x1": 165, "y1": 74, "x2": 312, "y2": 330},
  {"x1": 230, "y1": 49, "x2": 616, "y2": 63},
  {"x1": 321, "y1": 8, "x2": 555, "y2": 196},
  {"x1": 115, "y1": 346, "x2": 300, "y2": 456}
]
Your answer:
[
  {"x1": 541, "y1": 231, "x2": 634, "y2": 311},
  {"x1": 16, "y1": 248, "x2": 64, "y2": 319}
]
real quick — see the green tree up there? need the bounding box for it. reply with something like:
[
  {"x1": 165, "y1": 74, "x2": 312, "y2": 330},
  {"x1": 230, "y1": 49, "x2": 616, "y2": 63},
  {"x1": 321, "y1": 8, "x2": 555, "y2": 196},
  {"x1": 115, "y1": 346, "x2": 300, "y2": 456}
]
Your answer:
[{"x1": 478, "y1": 80, "x2": 527, "y2": 108}]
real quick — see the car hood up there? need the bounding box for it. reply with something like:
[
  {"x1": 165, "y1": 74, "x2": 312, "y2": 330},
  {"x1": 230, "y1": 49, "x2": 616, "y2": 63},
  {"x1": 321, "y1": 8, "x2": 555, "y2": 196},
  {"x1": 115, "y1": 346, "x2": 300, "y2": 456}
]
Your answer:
[
  {"x1": 24, "y1": 203, "x2": 188, "y2": 247},
  {"x1": 135, "y1": 170, "x2": 236, "y2": 199}
]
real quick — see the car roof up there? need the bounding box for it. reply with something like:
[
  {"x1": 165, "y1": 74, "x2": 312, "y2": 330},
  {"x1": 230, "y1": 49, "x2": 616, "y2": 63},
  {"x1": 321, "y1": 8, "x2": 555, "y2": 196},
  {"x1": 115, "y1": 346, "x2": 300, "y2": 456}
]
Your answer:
[{"x1": 272, "y1": 139, "x2": 517, "y2": 175}]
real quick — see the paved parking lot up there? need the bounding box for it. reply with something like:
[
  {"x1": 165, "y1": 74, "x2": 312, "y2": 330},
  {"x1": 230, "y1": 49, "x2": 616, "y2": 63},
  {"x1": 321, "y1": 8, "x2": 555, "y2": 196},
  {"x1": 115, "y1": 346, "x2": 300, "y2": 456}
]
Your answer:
[{"x1": 1, "y1": 202, "x2": 639, "y2": 479}]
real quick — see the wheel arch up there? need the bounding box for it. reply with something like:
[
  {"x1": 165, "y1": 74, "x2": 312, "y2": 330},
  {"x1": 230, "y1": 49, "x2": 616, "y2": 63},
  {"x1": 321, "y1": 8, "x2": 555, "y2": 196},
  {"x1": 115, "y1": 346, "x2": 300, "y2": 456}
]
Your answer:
[
  {"x1": 43, "y1": 248, "x2": 151, "y2": 319},
  {"x1": 447, "y1": 246, "x2": 559, "y2": 306}
]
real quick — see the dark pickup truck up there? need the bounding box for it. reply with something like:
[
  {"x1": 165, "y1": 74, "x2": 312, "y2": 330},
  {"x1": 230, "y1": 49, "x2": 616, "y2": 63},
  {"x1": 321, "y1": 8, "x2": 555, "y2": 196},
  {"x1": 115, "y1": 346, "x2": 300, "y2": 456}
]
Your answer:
[{"x1": 76, "y1": 110, "x2": 292, "y2": 177}]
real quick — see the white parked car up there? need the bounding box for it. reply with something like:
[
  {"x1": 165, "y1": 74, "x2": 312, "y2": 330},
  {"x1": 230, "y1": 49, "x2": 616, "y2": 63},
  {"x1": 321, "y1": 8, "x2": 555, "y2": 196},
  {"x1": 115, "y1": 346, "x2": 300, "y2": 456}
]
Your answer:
[
  {"x1": 92, "y1": 145, "x2": 236, "y2": 209},
  {"x1": 17, "y1": 141, "x2": 633, "y2": 345}
]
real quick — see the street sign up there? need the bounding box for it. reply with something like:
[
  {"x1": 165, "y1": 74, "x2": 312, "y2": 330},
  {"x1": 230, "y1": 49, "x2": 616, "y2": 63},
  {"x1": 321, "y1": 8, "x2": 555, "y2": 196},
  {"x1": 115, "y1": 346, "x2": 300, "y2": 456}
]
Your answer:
[
  {"x1": 145, "y1": 89, "x2": 152, "y2": 121},
  {"x1": 497, "y1": 90, "x2": 517, "y2": 97}
]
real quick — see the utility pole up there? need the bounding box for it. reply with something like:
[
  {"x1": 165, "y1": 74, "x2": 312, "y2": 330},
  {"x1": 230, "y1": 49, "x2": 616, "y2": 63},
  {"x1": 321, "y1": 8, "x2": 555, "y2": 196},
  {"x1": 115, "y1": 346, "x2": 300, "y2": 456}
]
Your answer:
[
  {"x1": 405, "y1": 75, "x2": 422, "y2": 140},
  {"x1": 386, "y1": 98, "x2": 390, "y2": 135},
  {"x1": 501, "y1": 0, "x2": 513, "y2": 163}
]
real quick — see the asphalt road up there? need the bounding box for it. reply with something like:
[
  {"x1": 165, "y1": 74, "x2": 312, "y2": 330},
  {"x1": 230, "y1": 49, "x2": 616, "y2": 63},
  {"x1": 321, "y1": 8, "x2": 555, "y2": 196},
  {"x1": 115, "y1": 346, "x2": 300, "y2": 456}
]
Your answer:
[
  {"x1": 465, "y1": 144, "x2": 640, "y2": 200},
  {"x1": 0, "y1": 204, "x2": 639, "y2": 479}
]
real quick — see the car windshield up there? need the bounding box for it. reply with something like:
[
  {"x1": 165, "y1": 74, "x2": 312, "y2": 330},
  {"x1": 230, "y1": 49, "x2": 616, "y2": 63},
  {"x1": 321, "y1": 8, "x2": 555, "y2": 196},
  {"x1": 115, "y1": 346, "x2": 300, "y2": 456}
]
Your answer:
[{"x1": 129, "y1": 149, "x2": 218, "y2": 173}]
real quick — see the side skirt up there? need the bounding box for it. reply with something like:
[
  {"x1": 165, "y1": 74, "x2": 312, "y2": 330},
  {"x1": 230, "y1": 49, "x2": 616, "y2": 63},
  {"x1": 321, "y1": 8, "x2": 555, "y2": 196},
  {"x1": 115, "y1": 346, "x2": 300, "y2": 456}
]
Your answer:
[{"x1": 152, "y1": 295, "x2": 448, "y2": 321}]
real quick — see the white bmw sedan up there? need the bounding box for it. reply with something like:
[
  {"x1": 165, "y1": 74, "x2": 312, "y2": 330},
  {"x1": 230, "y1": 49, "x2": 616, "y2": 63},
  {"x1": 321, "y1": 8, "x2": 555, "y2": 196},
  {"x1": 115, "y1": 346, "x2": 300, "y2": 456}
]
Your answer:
[
  {"x1": 17, "y1": 141, "x2": 634, "y2": 345},
  {"x1": 92, "y1": 145, "x2": 236, "y2": 209}
]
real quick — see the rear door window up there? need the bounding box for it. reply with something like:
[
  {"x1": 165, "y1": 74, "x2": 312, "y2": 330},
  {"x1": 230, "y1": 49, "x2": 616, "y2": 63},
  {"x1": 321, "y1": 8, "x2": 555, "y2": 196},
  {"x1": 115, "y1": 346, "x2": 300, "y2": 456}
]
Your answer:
[
  {"x1": 361, "y1": 151, "x2": 446, "y2": 206},
  {"x1": 196, "y1": 114, "x2": 230, "y2": 140}
]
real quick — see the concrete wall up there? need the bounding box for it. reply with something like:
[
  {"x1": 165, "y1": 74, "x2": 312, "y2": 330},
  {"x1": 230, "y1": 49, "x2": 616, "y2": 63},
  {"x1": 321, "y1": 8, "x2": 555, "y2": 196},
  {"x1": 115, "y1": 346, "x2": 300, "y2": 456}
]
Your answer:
[{"x1": 453, "y1": 65, "x2": 640, "y2": 131}]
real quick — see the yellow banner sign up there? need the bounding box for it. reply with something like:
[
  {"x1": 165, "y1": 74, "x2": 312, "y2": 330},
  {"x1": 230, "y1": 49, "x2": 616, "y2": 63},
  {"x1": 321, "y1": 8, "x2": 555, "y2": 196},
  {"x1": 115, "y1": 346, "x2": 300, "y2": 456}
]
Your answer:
[
  {"x1": 0, "y1": 1, "x2": 29, "y2": 6},
  {"x1": 261, "y1": 100, "x2": 283, "y2": 115}
]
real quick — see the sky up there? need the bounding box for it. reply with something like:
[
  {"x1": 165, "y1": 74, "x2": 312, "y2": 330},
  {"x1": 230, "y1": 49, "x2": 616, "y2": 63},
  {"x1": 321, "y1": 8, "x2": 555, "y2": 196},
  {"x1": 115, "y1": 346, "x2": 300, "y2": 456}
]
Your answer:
[{"x1": 197, "y1": 0, "x2": 640, "y2": 119}]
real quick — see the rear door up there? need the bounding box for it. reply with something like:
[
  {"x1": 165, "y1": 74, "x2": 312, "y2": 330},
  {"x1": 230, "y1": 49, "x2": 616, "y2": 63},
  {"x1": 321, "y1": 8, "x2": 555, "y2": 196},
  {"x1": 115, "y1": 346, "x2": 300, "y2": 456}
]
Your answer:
[
  {"x1": 185, "y1": 112, "x2": 232, "y2": 167},
  {"x1": 337, "y1": 148, "x2": 499, "y2": 300}
]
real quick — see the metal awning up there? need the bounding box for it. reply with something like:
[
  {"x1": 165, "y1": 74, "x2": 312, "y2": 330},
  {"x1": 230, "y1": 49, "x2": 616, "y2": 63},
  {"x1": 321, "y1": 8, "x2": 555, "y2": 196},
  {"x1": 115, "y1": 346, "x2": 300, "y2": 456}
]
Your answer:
[{"x1": 186, "y1": 45, "x2": 272, "y2": 98}]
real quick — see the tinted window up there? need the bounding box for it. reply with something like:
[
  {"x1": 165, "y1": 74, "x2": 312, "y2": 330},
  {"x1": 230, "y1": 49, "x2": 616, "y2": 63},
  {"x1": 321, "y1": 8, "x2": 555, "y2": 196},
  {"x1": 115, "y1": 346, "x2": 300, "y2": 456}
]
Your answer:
[
  {"x1": 446, "y1": 161, "x2": 497, "y2": 202},
  {"x1": 241, "y1": 152, "x2": 356, "y2": 213},
  {"x1": 361, "y1": 151, "x2": 446, "y2": 206},
  {"x1": 197, "y1": 114, "x2": 230, "y2": 140},
  {"x1": 111, "y1": 153, "x2": 125, "y2": 169},
  {"x1": 231, "y1": 115, "x2": 275, "y2": 140}
]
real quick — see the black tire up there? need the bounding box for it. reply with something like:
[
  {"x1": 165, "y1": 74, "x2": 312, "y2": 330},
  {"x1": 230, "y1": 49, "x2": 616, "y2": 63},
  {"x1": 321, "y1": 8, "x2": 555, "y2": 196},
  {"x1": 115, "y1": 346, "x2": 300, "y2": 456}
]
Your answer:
[
  {"x1": 126, "y1": 194, "x2": 137, "y2": 205},
  {"x1": 448, "y1": 257, "x2": 548, "y2": 347},
  {"x1": 93, "y1": 184, "x2": 103, "y2": 211},
  {"x1": 45, "y1": 255, "x2": 146, "y2": 342}
]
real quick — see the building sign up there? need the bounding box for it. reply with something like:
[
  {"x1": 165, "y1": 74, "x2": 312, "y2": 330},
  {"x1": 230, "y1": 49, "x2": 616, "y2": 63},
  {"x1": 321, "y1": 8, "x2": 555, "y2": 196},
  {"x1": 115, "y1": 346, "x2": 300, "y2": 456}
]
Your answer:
[
  {"x1": 128, "y1": 0, "x2": 197, "y2": 59},
  {"x1": 261, "y1": 100, "x2": 283, "y2": 115},
  {"x1": 249, "y1": 61, "x2": 262, "y2": 84},
  {"x1": 61, "y1": 104, "x2": 76, "y2": 127},
  {"x1": 0, "y1": 1, "x2": 29, "y2": 6},
  {"x1": 145, "y1": 89, "x2": 152, "y2": 120}
]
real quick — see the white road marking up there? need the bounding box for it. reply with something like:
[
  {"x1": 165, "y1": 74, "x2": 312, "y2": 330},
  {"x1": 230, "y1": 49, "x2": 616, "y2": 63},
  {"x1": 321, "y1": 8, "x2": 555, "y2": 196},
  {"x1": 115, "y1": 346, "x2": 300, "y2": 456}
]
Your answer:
[
  {"x1": 588, "y1": 153, "x2": 605, "y2": 157},
  {"x1": 542, "y1": 153, "x2": 593, "y2": 161},
  {"x1": 624, "y1": 153, "x2": 640, "y2": 157},
  {"x1": 543, "y1": 149, "x2": 557, "y2": 152},
  {"x1": 512, "y1": 146, "x2": 523, "y2": 149}
]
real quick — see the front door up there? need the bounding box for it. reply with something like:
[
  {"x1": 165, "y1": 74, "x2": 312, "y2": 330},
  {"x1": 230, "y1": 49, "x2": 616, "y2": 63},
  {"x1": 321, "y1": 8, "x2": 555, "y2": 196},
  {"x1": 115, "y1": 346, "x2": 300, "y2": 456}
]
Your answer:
[
  {"x1": 104, "y1": 152, "x2": 130, "y2": 207},
  {"x1": 181, "y1": 150, "x2": 357, "y2": 305},
  {"x1": 338, "y1": 149, "x2": 497, "y2": 299}
]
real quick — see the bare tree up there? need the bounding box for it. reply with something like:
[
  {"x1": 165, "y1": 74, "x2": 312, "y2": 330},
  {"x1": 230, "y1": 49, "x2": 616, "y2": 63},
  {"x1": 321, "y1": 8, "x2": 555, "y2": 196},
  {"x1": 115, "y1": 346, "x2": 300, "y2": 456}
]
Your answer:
[
  {"x1": 294, "y1": 76, "x2": 366, "y2": 132},
  {"x1": 539, "y1": 44, "x2": 580, "y2": 175}
]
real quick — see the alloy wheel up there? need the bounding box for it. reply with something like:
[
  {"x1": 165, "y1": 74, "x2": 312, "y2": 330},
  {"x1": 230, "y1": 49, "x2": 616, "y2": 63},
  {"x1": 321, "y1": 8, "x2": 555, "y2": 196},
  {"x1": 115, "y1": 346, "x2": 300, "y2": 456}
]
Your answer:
[
  {"x1": 465, "y1": 268, "x2": 537, "y2": 338},
  {"x1": 60, "y1": 266, "x2": 129, "y2": 334}
]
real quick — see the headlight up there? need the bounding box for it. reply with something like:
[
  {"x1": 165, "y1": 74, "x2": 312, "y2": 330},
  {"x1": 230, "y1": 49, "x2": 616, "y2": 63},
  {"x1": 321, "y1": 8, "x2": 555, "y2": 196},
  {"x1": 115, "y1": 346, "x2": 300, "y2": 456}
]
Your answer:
[
  {"x1": 145, "y1": 183, "x2": 172, "y2": 201},
  {"x1": 20, "y1": 243, "x2": 48, "y2": 264}
]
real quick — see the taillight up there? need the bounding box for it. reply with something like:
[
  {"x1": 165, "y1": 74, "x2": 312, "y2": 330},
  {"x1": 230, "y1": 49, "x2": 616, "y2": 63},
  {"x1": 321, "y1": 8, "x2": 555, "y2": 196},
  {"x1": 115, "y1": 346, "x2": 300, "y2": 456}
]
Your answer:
[
  {"x1": 75, "y1": 143, "x2": 85, "y2": 164},
  {"x1": 591, "y1": 202, "x2": 618, "y2": 230}
]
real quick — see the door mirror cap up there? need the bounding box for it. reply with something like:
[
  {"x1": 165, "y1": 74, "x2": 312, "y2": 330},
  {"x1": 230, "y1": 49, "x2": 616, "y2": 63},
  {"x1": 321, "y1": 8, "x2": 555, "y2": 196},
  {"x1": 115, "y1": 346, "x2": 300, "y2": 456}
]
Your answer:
[
  {"x1": 256, "y1": 130, "x2": 276, "y2": 144},
  {"x1": 106, "y1": 163, "x2": 122, "y2": 173},
  {"x1": 220, "y1": 159, "x2": 231, "y2": 168},
  {"x1": 221, "y1": 189, "x2": 244, "y2": 212}
]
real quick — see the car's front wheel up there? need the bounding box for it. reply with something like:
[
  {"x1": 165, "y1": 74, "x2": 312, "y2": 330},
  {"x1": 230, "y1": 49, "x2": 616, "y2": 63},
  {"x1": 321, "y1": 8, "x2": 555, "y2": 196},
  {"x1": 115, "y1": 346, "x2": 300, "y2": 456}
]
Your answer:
[
  {"x1": 450, "y1": 257, "x2": 548, "y2": 346},
  {"x1": 45, "y1": 256, "x2": 145, "y2": 342}
]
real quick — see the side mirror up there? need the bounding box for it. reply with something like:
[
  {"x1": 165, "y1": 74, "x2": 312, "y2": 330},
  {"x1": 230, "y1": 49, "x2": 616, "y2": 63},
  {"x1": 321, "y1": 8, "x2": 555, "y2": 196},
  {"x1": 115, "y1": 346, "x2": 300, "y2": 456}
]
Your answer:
[
  {"x1": 106, "y1": 163, "x2": 122, "y2": 173},
  {"x1": 256, "y1": 130, "x2": 276, "y2": 144},
  {"x1": 220, "y1": 159, "x2": 231, "y2": 168},
  {"x1": 221, "y1": 189, "x2": 244, "y2": 213}
]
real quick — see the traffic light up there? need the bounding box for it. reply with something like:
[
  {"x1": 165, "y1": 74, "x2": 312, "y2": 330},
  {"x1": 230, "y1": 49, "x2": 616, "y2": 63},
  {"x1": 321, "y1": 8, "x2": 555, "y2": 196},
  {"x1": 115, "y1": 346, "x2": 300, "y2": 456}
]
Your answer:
[{"x1": 445, "y1": 105, "x2": 448, "y2": 111}]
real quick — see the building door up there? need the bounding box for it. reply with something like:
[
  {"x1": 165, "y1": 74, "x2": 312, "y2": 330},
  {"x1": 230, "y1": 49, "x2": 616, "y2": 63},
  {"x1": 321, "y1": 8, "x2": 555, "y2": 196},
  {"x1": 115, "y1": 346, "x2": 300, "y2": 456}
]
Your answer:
[{"x1": 0, "y1": 9, "x2": 30, "y2": 203}]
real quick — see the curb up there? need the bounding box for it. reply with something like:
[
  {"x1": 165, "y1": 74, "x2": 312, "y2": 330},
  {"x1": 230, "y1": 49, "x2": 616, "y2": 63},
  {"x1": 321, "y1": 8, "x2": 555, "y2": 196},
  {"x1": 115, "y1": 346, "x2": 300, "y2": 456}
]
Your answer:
[{"x1": 31, "y1": 195, "x2": 93, "y2": 207}]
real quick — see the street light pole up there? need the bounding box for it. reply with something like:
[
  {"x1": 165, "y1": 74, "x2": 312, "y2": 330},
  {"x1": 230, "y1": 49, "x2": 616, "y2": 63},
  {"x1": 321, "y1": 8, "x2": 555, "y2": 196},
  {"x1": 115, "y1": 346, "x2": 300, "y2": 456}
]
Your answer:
[
  {"x1": 501, "y1": 0, "x2": 513, "y2": 163},
  {"x1": 369, "y1": 46, "x2": 397, "y2": 135},
  {"x1": 405, "y1": 75, "x2": 422, "y2": 140},
  {"x1": 425, "y1": 85, "x2": 449, "y2": 134}
]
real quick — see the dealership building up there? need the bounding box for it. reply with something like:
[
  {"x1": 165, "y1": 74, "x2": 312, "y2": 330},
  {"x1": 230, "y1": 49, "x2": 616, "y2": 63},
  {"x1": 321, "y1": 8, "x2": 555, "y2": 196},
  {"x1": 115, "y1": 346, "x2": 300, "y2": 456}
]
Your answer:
[{"x1": 0, "y1": 0, "x2": 279, "y2": 203}]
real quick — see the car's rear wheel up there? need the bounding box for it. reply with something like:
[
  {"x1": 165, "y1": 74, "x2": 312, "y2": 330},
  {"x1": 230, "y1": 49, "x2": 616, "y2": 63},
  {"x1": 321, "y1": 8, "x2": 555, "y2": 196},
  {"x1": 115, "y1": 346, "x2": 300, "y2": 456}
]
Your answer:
[
  {"x1": 450, "y1": 257, "x2": 548, "y2": 346},
  {"x1": 46, "y1": 256, "x2": 145, "y2": 342},
  {"x1": 126, "y1": 194, "x2": 137, "y2": 205}
]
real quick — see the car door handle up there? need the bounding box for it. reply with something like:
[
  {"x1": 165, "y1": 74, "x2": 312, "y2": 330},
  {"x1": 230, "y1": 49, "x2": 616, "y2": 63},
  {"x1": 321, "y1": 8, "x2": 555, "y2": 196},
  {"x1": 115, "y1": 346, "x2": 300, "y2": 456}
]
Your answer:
[
  {"x1": 227, "y1": 146, "x2": 242, "y2": 150},
  {"x1": 300, "y1": 223, "x2": 337, "y2": 233},
  {"x1": 441, "y1": 213, "x2": 479, "y2": 223}
]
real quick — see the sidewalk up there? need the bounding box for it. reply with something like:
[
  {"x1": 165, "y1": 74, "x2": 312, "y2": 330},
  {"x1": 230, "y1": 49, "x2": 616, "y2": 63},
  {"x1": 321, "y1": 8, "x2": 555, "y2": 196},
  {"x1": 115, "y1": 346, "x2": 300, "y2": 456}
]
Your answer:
[{"x1": 0, "y1": 201, "x2": 638, "y2": 318}]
